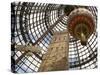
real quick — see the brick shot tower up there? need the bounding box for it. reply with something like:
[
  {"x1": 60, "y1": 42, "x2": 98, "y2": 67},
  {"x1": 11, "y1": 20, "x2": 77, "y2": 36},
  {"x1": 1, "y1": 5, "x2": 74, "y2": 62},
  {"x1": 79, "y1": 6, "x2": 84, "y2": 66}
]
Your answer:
[{"x1": 39, "y1": 30, "x2": 69, "y2": 71}]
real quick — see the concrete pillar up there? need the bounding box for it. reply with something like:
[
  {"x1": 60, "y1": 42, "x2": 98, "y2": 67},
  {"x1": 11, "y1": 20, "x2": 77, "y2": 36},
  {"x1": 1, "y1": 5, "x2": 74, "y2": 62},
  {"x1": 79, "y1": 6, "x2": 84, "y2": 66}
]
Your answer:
[{"x1": 39, "y1": 30, "x2": 69, "y2": 72}]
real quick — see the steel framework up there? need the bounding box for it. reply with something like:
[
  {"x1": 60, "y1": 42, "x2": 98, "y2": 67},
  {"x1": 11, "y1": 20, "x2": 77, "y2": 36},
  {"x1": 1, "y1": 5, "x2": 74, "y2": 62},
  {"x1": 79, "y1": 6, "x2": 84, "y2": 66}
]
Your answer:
[{"x1": 11, "y1": 2, "x2": 97, "y2": 73}]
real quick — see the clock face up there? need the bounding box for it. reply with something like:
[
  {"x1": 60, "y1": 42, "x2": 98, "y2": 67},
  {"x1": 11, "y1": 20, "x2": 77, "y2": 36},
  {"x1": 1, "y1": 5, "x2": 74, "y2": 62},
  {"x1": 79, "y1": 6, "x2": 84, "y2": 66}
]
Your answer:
[{"x1": 67, "y1": 8, "x2": 95, "y2": 45}]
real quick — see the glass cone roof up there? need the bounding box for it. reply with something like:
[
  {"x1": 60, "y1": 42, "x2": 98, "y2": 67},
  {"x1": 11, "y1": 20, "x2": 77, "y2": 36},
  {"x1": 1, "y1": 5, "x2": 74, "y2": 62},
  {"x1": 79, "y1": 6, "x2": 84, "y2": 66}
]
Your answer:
[{"x1": 11, "y1": 2, "x2": 97, "y2": 73}]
